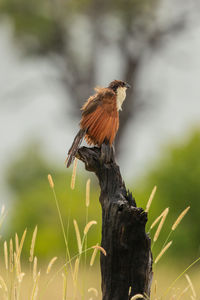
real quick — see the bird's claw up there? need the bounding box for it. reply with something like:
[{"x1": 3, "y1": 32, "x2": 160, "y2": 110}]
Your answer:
[{"x1": 100, "y1": 143, "x2": 114, "y2": 164}]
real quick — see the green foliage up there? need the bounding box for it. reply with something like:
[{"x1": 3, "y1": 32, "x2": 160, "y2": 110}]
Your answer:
[
  {"x1": 134, "y1": 129, "x2": 200, "y2": 262},
  {"x1": 6, "y1": 144, "x2": 101, "y2": 260}
]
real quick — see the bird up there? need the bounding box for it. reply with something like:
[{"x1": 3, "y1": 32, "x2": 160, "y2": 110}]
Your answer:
[{"x1": 65, "y1": 80, "x2": 130, "y2": 168}]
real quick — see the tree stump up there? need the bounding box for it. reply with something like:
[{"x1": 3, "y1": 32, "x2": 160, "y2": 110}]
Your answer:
[{"x1": 77, "y1": 146, "x2": 153, "y2": 300}]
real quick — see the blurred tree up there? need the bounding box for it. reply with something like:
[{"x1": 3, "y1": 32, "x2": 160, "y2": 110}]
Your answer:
[
  {"x1": 134, "y1": 129, "x2": 200, "y2": 263},
  {"x1": 0, "y1": 0, "x2": 185, "y2": 152},
  {"x1": 5, "y1": 143, "x2": 101, "y2": 259}
]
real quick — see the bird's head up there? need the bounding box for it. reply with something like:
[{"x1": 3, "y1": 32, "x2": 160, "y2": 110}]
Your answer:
[
  {"x1": 108, "y1": 80, "x2": 130, "y2": 111},
  {"x1": 108, "y1": 80, "x2": 130, "y2": 92}
]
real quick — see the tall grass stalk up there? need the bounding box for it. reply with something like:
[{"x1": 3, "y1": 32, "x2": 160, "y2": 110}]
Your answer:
[
  {"x1": 29, "y1": 226, "x2": 38, "y2": 263},
  {"x1": 151, "y1": 208, "x2": 169, "y2": 250},
  {"x1": 149, "y1": 207, "x2": 169, "y2": 233},
  {"x1": 0, "y1": 204, "x2": 98, "y2": 300},
  {"x1": 161, "y1": 206, "x2": 190, "y2": 250},
  {"x1": 185, "y1": 274, "x2": 196, "y2": 298},
  {"x1": 163, "y1": 256, "x2": 200, "y2": 297},
  {"x1": 85, "y1": 179, "x2": 90, "y2": 265},
  {"x1": 33, "y1": 257, "x2": 37, "y2": 281},
  {"x1": 46, "y1": 257, "x2": 58, "y2": 274},
  {"x1": 73, "y1": 219, "x2": 82, "y2": 254},
  {"x1": 40, "y1": 246, "x2": 95, "y2": 299},
  {"x1": 31, "y1": 271, "x2": 40, "y2": 300},
  {"x1": 48, "y1": 174, "x2": 73, "y2": 274},
  {"x1": 83, "y1": 178, "x2": 91, "y2": 300},
  {"x1": 154, "y1": 241, "x2": 173, "y2": 264},
  {"x1": 70, "y1": 158, "x2": 78, "y2": 190},
  {"x1": 62, "y1": 273, "x2": 67, "y2": 300},
  {"x1": 4, "y1": 241, "x2": 8, "y2": 271}
]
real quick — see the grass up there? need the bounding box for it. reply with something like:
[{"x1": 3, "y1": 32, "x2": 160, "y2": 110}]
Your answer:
[
  {"x1": 0, "y1": 173, "x2": 199, "y2": 299},
  {"x1": 0, "y1": 172, "x2": 103, "y2": 300}
]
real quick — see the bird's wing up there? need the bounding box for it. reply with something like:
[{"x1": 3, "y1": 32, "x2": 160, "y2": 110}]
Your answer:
[
  {"x1": 81, "y1": 95, "x2": 100, "y2": 116},
  {"x1": 80, "y1": 88, "x2": 119, "y2": 145},
  {"x1": 81, "y1": 88, "x2": 115, "y2": 116}
]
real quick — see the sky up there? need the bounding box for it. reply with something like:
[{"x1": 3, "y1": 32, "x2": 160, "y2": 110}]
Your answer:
[{"x1": 0, "y1": 3, "x2": 200, "y2": 204}]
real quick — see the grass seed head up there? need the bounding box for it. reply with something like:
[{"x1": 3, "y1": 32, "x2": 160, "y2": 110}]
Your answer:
[
  {"x1": 33, "y1": 256, "x2": 37, "y2": 281},
  {"x1": 153, "y1": 208, "x2": 169, "y2": 242},
  {"x1": 18, "y1": 272, "x2": 25, "y2": 283},
  {"x1": 46, "y1": 257, "x2": 58, "y2": 274},
  {"x1": 73, "y1": 219, "x2": 82, "y2": 254},
  {"x1": 71, "y1": 158, "x2": 78, "y2": 190},
  {"x1": 172, "y1": 206, "x2": 190, "y2": 231},
  {"x1": 15, "y1": 233, "x2": 19, "y2": 253},
  {"x1": 90, "y1": 246, "x2": 98, "y2": 267},
  {"x1": 90, "y1": 244, "x2": 107, "y2": 266},
  {"x1": 145, "y1": 185, "x2": 157, "y2": 212},
  {"x1": 14, "y1": 252, "x2": 21, "y2": 277},
  {"x1": 48, "y1": 174, "x2": 54, "y2": 189},
  {"x1": 9, "y1": 238, "x2": 13, "y2": 272},
  {"x1": 129, "y1": 286, "x2": 132, "y2": 296},
  {"x1": 92, "y1": 245, "x2": 107, "y2": 256},
  {"x1": 130, "y1": 294, "x2": 144, "y2": 299},
  {"x1": 84, "y1": 221, "x2": 97, "y2": 235},
  {"x1": 29, "y1": 226, "x2": 38, "y2": 262},
  {"x1": 86, "y1": 178, "x2": 91, "y2": 207},
  {"x1": 88, "y1": 287, "x2": 98, "y2": 297},
  {"x1": 155, "y1": 241, "x2": 173, "y2": 264},
  {"x1": 4, "y1": 241, "x2": 8, "y2": 270},
  {"x1": 150, "y1": 207, "x2": 169, "y2": 230}
]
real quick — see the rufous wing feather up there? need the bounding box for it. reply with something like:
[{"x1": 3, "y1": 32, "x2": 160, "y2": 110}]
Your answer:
[{"x1": 81, "y1": 105, "x2": 119, "y2": 146}]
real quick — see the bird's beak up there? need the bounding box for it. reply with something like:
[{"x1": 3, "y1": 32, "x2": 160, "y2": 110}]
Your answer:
[{"x1": 125, "y1": 83, "x2": 131, "y2": 88}]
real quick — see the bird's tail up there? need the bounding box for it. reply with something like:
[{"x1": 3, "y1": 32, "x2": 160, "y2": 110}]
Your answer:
[{"x1": 65, "y1": 129, "x2": 85, "y2": 168}]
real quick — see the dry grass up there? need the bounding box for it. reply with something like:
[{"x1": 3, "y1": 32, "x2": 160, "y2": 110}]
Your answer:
[
  {"x1": 154, "y1": 241, "x2": 173, "y2": 264},
  {"x1": 145, "y1": 185, "x2": 157, "y2": 213},
  {"x1": 0, "y1": 177, "x2": 198, "y2": 300},
  {"x1": 152, "y1": 264, "x2": 200, "y2": 300},
  {"x1": 70, "y1": 158, "x2": 78, "y2": 190},
  {"x1": 171, "y1": 207, "x2": 190, "y2": 231},
  {"x1": 153, "y1": 208, "x2": 169, "y2": 242},
  {"x1": 0, "y1": 175, "x2": 102, "y2": 300}
]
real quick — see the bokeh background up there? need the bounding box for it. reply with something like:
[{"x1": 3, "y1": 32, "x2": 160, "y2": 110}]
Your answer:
[{"x1": 0, "y1": 0, "x2": 200, "y2": 298}]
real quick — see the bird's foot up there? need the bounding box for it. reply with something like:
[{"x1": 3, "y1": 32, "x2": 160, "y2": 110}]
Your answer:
[{"x1": 100, "y1": 143, "x2": 114, "y2": 164}]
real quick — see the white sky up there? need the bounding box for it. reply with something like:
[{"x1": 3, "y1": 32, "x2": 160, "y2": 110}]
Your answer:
[{"x1": 0, "y1": 4, "x2": 200, "y2": 203}]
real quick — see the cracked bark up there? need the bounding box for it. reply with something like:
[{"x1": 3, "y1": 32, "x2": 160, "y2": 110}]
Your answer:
[{"x1": 76, "y1": 146, "x2": 153, "y2": 300}]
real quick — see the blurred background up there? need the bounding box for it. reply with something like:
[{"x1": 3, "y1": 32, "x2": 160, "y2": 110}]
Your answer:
[{"x1": 0, "y1": 0, "x2": 200, "y2": 297}]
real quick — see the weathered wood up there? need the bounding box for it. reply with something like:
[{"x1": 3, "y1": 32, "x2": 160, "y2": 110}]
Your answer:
[{"x1": 77, "y1": 146, "x2": 153, "y2": 300}]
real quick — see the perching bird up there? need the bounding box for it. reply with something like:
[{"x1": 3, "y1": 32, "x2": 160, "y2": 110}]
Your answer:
[{"x1": 66, "y1": 80, "x2": 130, "y2": 168}]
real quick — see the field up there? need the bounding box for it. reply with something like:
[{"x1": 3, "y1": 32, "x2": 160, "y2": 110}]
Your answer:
[
  {"x1": 0, "y1": 172, "x2": 199, "y2": 300},
  {"x1": 0, "y1": 261, "x2": 199, "y2": 299}
]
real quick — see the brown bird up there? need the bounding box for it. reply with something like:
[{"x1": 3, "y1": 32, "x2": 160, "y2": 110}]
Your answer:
[{"x1": 66, "y1": 80, "x2": 130, "y2": 168}]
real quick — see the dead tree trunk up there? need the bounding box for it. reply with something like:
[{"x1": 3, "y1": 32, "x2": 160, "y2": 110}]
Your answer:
[{"x1": 77, "y1": 146, "x2": 153, "y2": 300}]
